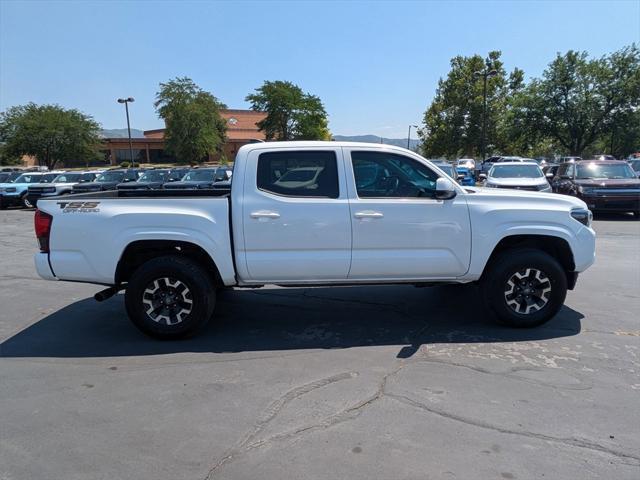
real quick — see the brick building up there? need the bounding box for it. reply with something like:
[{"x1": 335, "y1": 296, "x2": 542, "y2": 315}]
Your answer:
[{"x1": 102, "y1": 109, "x2": 266, "y2": 165}]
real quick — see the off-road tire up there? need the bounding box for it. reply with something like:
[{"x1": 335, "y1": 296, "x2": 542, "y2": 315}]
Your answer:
[
  {"x1": 125, "y1": 255, "x2": 216, "y2": 339},
  {"x1": 481, "y1": 248, "x2": 567, "y2": 328}
]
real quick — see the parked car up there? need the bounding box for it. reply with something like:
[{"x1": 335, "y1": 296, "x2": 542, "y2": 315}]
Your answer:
[
  {"x1": 0, "y1": 171, "x2": 23, "y2": 184},
  {"x1": 26, "y1": 171, "x2": 101, "y2": 206},
  {"x1": 455, "y1": 167, "x2": 476, "y2": 186},
  {"x1": 163, "y1": 168, "x2": 219, "y2": 190},
  {"x1": 456, "y1": 158, "x2": 476, "y2": 175},
  {"x1": 72, "y1": 169, "x2": 142, "y2": 193},
  {"x1": 551, "y1": 160, "x2": 640, "y2": 215},
  {"x1": 627, "y1": 159, "x2": 640, "y2": 178},
  {"x1": 431, "y1": 162, "x2": 457, "y2": 182},
  {"x1": 482, "y1": 162, "x2": 551, "y2": 192},
  {"x1": 542, "y1": 163, "x2": 561, "y2": 180},
  {"x1": 479, "y1": 156, "x2": 522, "y2": 178},
  {"x1": 33, "y1": 141, "x2": 596, "y2": 339},
  {"x1": 0, "y1": 172, "x2": 61, "y2": 208}
]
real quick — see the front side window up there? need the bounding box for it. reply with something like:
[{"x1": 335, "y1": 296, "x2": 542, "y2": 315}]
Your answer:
[
  {"x1": 257, "y1": 151, "x2": 339, "y2": 198},
  {"x1": 351, "y1": 151, "x2": 438, "y2": 198}
]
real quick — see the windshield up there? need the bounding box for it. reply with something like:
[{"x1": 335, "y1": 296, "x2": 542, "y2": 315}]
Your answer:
[
  {"x1": 182, "y1": 170, "x2": 215, "y2": 181},
  {"x1": 576, "y1": 163, "x2": 636, "y2": 179},
  {"x1": 490, "y1": 165, "x2": 543, "y2": 178},
  {"x1": 96, "y1": 171, "x2": 126, "y2": 182},
  {"x1": 139, "y1": 171, "x2": 168, "y2": 182},
  {"x1": 52, "y1": 173, "x2": 82, "y2": 183},
  {"x1": 14, "y1": 174, "x2": 51, "y2": 184}
]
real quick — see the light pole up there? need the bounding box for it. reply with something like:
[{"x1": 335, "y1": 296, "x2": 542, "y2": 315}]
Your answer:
[
  {"x1": 407, "y1": 124, "x2": 418, "y2": 150},
  {"x1": 474, "y1": 69, "x2": 497, "y2": 162},
  {"x1": 117, "y1": 97, "x2": 135, "y2": 164}
]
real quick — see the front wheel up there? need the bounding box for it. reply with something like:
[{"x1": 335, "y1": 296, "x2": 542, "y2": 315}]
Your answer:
[
  {"x1": 481, "y1": 248, "x2": 567, "y2": 328},
  {"x1": 124, "y1": 255, "x2": 216, "y2": 339},
  {"x1": 22, "y1": 194, "x2": 34, "y2": 208}
]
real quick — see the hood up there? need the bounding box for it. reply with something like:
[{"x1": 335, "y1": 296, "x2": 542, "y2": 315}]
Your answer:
[
  {"x1": 486, "y1": 177, "x2": 548, "y2": 186},
  {"x1": 467, "y1": 186, "x2": 587, "y2": 209},
  {"x1": 163, "y1": 181, "x2": 214, "y2": 189},
  {"x1": 573, "y1": 178, "x2": 640, "y2": 188}
]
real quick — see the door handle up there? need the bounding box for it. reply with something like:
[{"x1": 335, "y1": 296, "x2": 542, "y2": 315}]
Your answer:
[
  {"x1": 354, "y1": 211, "x2": 384, "y2": 219},
  {"x1": 250, "y1": 210, "x2": 280, "y2": 219}
]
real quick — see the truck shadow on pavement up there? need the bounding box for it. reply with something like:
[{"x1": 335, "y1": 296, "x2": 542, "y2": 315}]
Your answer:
[{"x1": 0, "y1": 284, "x2": 583, "y2": 359}]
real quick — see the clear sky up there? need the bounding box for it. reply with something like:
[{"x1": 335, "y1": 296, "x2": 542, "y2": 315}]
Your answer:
[{"x1": 1, "y1": 0, "x2": 639, "y2": 138}]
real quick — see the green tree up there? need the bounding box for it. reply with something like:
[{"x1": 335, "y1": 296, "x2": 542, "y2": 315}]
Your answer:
[
  {"x1": 0, "y1": 103, "x2": 101, "y2": 169},
  {"x1": 155, "y1": 77, "x2": 227, "y2": 164},
  {"x1": 245, "y1": 80, "x2": 330, "y2": 141},
  {"x1": 509, "y1": 45, "x2": 640, "y2": 156},
  {"x1": 419, "y1": 51, "x2": 522, "y2": 159}
]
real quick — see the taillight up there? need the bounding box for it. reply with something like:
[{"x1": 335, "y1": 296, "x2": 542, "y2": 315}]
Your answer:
[{"x1": 34, "y1": 209, "x2": 53, "y2": 253}]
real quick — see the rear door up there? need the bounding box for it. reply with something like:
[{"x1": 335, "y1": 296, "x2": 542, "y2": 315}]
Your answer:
[
  {"x1": 345, "y1": 148, "x2": 471, "y2": 280},
  {"x1": 240, "y1": 147, "x2": 352, "y2": 282}
]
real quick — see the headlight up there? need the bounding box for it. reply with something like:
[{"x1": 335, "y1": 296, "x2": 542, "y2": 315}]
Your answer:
[
  {"x1": 5, "y1": 187, "x2": 16, "y2": 193},
  {"x1": 571, "y1": 208, "x2": 592, "y2": 227},
  {"x1": 485, "y1": 182, "x2": 496, "y2": 188},
  {"x1": 538, "y1": 184, "x2": 551, "y2": 192}
]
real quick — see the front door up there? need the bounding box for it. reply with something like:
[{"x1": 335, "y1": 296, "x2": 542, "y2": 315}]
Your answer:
[
  {"x1": 240, "y1": 147, "x2": 352, "y2": 283},
  {"x1": 345, "y1": 149, "x2": 471, "y2": 280}
]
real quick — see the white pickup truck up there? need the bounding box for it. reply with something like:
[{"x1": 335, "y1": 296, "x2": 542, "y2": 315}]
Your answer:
[{"x1": 33, "y1": 142, "x2": 596, "y2": 339}]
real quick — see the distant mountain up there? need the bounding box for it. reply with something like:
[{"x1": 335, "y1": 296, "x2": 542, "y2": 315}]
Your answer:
[
  {"x1": 332, "y1": 134, "x2": 420, "y2": 151},
  {"x1": 101, "y1": 128, "x2": 145, "y2": 138}
]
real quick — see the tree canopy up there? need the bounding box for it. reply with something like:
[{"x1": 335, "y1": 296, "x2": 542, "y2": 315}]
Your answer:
[
  {"x1": 419, "y1": 45, "x2": 640, "y2": 159},
  {"x1": 155, "y1": 77, "x2": 227, "y2": 164},
  {"x1": 508, "y1": 45, "x2": 640, "y2": 156},
  {"x1": 0, "y1": 103, "x2": 101, "y2": 169},
  {"x1": 419, "y1": 51, "x2": 524, "y2": 158},
  {"x1": 245, "y1": 80, "x2": 330, "y2": 141}
]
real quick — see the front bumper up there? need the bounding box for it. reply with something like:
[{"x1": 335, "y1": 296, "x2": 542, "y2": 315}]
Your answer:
[
  {"x1": 0, "y1": 194, "x2": 23, "y2": 208},
  {"x1": 579, "y1": 194, "x2": 640, "y2": 213}
]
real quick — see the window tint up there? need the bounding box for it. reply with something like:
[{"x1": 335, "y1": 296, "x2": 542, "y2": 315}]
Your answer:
[
  {"x1": 351, "y1": 151, "x2": 438, "y2": 198},
  {"x1": 257, "y1": 151, "x2": 339, "y2": 198}
]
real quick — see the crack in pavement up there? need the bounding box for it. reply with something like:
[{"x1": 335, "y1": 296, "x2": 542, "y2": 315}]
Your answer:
[
  {"x1": 385, "y1": 392, "x2": 640, "y2": 465},
  {"x1": 204, "y1": 362, "x2": 406, "y2": 479},
  {"x1": 204, "y1": 370, "x2": 359, "y2": 479}
]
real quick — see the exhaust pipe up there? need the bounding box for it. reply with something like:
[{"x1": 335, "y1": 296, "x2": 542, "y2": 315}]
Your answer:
[{"x1": 94, "y1": 285, "x2": 123, "y2": 302}]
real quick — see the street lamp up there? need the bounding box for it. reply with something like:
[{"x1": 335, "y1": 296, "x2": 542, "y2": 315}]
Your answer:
[
  {"x1": 407, "y1": 124, "x2": 418, "y2": 150},
  {"x1": 474, "y1": 69, "x2": 497, "y2": 162},
  {"x1": 117, "y1": 97, "x2": 135, "y2": 164}
]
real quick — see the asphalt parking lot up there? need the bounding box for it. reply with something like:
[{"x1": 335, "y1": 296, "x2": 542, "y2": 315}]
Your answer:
[{"x1": 1, "y1": 208, "x2": 639, "y2": 480}]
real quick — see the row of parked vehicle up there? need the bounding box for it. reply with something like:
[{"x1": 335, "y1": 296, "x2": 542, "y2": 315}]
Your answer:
[
  {"x1": 438, "y1": 154, "x2": 640, "y2": 216},
  {"x1": 0, "y1": 166, "x2": 233, "y2": 209}
]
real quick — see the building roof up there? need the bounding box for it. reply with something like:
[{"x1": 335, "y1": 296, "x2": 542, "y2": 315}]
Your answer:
[{"x1": 142, "y1": 109, "x2": 266, "y2": 141}]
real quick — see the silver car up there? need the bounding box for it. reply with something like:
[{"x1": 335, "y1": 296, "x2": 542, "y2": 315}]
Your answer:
[{"x1": 482, "y1": 162, "x2": 551, "y2": 192}]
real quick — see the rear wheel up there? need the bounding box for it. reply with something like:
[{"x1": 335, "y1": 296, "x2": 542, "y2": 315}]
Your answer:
[
  {"x1": 481, "y1": 248, "x2": 567, "y2": 328},
  {"x1": 125, "y1": 255, "x2": 216, "y2": 339}
]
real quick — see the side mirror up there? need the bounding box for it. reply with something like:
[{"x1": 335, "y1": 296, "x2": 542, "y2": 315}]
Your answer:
[
  {"x1": 479, "y1": 173, "x2": 487, "y2": 180},
  {"x1": 435, "y1": 177, "x2": 457, "y2": 200}
]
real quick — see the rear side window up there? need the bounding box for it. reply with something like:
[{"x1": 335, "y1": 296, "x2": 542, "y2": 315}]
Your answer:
[{"x1": 257, "y1": 151, "x2": 339, "y2": 198}]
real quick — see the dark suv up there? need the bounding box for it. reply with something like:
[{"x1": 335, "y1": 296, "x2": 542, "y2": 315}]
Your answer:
[
  {"x1": 551, "y1": 160, "x2": 640, "y2": 215},
  {"x1": 72, "y1": 169, "x2": 142, "y2": 193}
]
